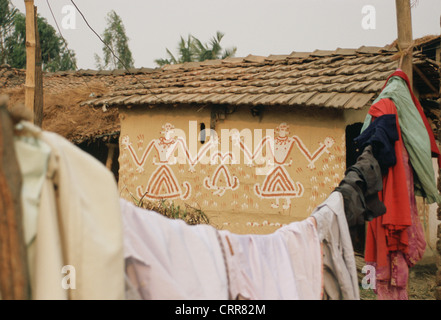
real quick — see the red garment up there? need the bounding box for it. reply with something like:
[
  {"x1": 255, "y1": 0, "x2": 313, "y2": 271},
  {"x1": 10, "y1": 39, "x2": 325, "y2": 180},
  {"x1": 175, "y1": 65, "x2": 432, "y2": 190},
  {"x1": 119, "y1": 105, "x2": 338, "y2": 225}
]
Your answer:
[
  {"x1": 384, "y1": 69, "x2": 441, "y2": 167},
  {"x1": 364, "y1": 98, "x2": 412, "y2": 268},
  {"x1": 364, "y1": 69, "x2": 434, "y2": 299},
  {"x1": 370, "y1": 123, "x2": 426, "y2": 300}
]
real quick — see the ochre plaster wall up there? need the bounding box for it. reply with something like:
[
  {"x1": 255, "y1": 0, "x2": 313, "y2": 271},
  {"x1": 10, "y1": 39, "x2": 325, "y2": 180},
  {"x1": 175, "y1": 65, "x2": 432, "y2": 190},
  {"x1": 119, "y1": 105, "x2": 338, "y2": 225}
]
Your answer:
[{"x1": 118, "y1": 105, "x2": 352, "y2": 234}]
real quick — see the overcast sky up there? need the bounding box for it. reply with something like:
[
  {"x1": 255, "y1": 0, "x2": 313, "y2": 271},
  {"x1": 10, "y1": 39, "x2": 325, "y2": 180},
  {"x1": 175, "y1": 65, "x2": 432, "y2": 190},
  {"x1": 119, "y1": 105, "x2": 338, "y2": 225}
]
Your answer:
[{"x1": 9, "y1": 0, "x2": 441, "y2": 70}]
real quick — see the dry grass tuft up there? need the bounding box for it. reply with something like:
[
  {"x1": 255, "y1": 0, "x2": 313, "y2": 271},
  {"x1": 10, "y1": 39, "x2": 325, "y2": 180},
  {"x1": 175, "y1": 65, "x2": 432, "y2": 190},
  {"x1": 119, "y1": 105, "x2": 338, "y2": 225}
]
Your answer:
[{"x1": 132, "y1": 194, "x2": 210, "y2": 226}]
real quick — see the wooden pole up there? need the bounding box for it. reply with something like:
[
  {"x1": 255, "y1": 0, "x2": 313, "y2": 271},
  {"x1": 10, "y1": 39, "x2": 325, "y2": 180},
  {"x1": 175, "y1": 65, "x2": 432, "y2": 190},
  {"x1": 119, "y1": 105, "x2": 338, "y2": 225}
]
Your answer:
[
  {"x1": 106, "y1": 143, "x2": 117, "y2": 170},
  {"x1": 0, "y1": 98, "x2": 30, "y2": 300},
  {"x1": 24, "y1": 0, "x2": 43, "y2": 127},
  {"x1": 24, "y1": 0, "x2": 36, "y2": 121},
  {"x1": 34, "y1": 5, "x2": 43, "y2": 128},
  {"x1": 395, "y1": 0, "x2": 413, "y2": 88}
]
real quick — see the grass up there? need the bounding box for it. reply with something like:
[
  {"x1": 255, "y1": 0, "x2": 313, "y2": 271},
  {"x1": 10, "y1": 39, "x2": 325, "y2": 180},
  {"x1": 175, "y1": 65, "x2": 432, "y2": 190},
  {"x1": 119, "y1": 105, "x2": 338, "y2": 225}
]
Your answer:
[{"x1": 131, "y1": 192, "x2": 210, "y2": 226}]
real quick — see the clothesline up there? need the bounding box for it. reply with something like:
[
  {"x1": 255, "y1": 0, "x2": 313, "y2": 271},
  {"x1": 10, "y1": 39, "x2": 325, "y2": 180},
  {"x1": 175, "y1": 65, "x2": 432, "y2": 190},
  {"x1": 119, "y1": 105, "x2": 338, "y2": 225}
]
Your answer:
[{"x1": 121, "y1": 191, "x2": 359, "y2": 300}]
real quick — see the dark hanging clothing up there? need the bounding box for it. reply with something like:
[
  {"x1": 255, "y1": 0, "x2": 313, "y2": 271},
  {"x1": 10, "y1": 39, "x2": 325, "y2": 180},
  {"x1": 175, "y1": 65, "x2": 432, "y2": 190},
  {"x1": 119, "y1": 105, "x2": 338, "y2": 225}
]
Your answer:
[
  {"x1": 353, "y1": 114, "x2": 398, "y2": 174},
  {"x1": 335, "y1": 145, "x2": 386, "y2": 228}
]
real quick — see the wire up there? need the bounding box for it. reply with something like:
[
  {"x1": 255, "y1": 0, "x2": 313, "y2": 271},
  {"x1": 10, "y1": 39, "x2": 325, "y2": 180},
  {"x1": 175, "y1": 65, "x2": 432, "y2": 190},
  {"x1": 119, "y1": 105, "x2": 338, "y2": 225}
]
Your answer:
[
  {"x1": 45, "y1": 0, "x2": 93, "y2": 91},
  {"x1": 69, "y1": 0, "x2": 164, "y2": 103}
]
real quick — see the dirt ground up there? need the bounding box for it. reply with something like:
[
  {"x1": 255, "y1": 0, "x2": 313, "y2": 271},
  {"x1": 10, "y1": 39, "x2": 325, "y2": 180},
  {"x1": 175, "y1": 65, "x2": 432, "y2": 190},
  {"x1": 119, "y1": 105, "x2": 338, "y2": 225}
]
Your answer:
[
  {"x1": 357, "y1": 255, "x2": 438, "y2": 300},
  {"x1": 407, "y1": 263, "x2": 438, "y2": 300}
]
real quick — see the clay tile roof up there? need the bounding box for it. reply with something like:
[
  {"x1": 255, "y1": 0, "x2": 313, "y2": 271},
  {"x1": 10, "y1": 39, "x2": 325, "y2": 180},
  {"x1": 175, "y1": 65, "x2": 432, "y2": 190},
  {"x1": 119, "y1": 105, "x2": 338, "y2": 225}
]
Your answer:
[
  {"x1": 200, "y1": 59, "x2": 223, "y2": 66},
  {"x1": 243, "y1": 54, "x2": 266, "y2": 63},
  {"x1": 221, "y1": 57, "x2": 245, "y2": 64},
  {"x1": 1, "y1": 35, "x2": 439, "y2": 143},
  {"x1": 80, "y1": 44, "x2": 439, "y2": 113},
  {"x1": 356, "y1": 46, "x2": 385, "y2": 54},
  {"x1": 288, "y1": 52, "x2": 312, "y2": 59},
  {"x1": 333, "y1": 48, "x2": 357, "y2": 56},
  {"x1": 311, "y1": 49, "x2": 335, "y2": 57},
  {"x1": 265, "y1": 55, "x2": 290, "y2": 62},
  {"x1": 181, "y1": 61, "x2": 203, "y2": 69}
]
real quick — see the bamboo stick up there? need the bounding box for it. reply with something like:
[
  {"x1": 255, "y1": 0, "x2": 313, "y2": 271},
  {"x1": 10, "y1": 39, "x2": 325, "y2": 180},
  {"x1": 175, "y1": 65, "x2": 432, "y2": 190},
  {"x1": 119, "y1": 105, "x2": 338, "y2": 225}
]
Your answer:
[
  {"x1": 24, "y1": 0, "x2": 37, "y2": 125},
  {"x1": 24, "y1": 0, "x2": 35, "y2": 115}
]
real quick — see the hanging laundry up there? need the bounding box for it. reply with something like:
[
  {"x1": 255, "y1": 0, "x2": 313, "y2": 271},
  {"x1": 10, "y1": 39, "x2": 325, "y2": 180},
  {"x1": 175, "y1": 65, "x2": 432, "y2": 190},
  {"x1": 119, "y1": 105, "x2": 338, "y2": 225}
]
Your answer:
[
  {"x1": 360, "y1": 69, "x2": 436, "y2": 300},
  {"x1": 121, "y1": 198, "x2": 229, "y2": 300},
  {"x1": 371, "y1": 143, "x2": 426, "y2": 299},
  {"x1": 13, "y1": 128, "x2": 51, "y2": 293},
  {"x1": 120, "y1": 197, "x2": 335, "y2": 300},
  {"x1": 217, "y1": 217, "x2": 322, "y2": 300},
  {"x1": 13, "y1": 121, "x2": 125, "y2": 300},
  {"x1": 311, "y1": 191, "x2": 360, "y2": 300},
  {"x1": 335, "y1": 145, "x2": 386, "y2": 227},
  {"x1": 354, "y1": 114, "x2": 399, "y2": 174},
  {"x1": 364, "y1": 99, "x2": 413, "y2": 262},
  {"x1": 361, "y1": 70, "x2": 441, "y2": 204}
]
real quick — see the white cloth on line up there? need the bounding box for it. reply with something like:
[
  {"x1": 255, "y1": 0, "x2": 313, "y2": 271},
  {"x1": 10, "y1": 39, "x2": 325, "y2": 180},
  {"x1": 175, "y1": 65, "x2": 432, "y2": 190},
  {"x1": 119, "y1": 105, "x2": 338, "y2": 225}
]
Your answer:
[
  {"x1": 15, "y1": 121, "x2": 125, "y2": 300},
  {"x1": 120, "y1": 198, "x2": 229, "y2": 300},
  {"x1": 311, "y1": 191, "x2": 360, "y2": 300},
  {"x1": 217, "y1": 217, "x2": 322, "y2": 300}
]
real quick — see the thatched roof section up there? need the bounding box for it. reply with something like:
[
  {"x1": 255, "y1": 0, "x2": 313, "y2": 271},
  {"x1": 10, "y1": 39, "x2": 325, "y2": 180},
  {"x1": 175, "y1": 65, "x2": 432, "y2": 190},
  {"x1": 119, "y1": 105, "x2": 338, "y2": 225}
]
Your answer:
[{"x1": 0, "y1": 65, "x2": 127, "y2": 143}]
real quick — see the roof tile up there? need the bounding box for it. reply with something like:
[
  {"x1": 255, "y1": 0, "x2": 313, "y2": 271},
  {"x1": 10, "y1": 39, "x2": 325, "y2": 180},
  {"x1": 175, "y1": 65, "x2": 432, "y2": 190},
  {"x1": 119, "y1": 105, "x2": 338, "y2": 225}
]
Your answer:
[
  {"x1": 306, "y1": 92, "x2": 338, "y2": 107},
  {"x1": 311, "y1": 49, "x2": 335, "y2": 57},
  {"x1": 345, "y1": 93, "x2": 375, "y2": 109},
  {"x1": 333, "y1": 48, "x2": 357, "y2": 56},
  {"x1": 325, "y1": 92, "x2": 357, "y2": 108},
  {"x1": 288, "y1": 91, "x2": 317, "y2": 105}
]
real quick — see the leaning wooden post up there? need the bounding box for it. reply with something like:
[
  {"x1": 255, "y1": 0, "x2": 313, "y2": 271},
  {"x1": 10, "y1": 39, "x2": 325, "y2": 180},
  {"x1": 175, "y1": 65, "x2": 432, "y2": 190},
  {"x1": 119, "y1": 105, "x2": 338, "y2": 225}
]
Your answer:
[
  {"x1": 395, "y1": 0, "x2": 413, "y2": 88},
  {"x1": 0, "y1": 98, "x2": 30, "y2": 300}
]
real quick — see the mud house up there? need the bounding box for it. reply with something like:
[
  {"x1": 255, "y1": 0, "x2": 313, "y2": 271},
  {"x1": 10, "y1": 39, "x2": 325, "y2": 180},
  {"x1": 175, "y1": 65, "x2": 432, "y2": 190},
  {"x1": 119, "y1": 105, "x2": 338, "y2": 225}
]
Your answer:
[
  {"x1": 1, "y1": 37, "x2": 440, "y2": 239},
  {"x1": 81, "y1": 43, "x2": 440, "y2": 235}
]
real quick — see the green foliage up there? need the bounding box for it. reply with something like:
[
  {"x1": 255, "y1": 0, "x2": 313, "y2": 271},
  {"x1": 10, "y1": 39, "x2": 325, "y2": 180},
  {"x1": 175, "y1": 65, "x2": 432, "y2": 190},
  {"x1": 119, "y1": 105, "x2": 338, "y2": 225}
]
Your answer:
[
  {"x1": 0, "y1": 0, "x2": 76, "y2": 72},
  {"x1": 0, "y1": 0, "x2": 17, "y2": 65},
  {"x1": 0, "y1": 0, "x2": 17, "y2": 64},
  {"x1": 95, "y1": 10, "x2": 134, "y2": 70},
  {"x1": 155, "y1": 31, "x2": 237, "y2": 67}
]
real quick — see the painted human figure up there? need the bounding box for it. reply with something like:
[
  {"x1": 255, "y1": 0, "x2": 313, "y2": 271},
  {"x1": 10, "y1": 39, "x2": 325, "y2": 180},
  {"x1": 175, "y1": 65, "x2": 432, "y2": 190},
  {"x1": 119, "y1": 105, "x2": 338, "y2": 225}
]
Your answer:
[
  {"x1": 234, "y1": 122, "x2": 334, "y2": 209},
  {"x1": 121, "y1": 123, "x2": 216, "y2": 201},
  {"x1": 204, "y1": 152, "x2": 239, "y2": 196}
]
